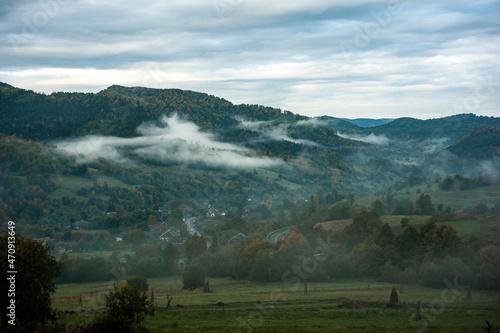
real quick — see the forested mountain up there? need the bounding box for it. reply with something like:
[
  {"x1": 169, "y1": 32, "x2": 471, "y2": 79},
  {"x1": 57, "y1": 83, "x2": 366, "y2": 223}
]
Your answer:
[
  {"x1": 341, "y1": 114, "x2": 500, "y2": 142},
  {"x1": 0, "y1": 83, "x2": 304, "y2": 140},
  {"x1": 341, "y1": 118, "x2": 394, "y2": 128},
  {"x1": 447, "y1": 126, "x2": 500, "y2": 159},
  {"x1": 1, "y1": 82, "x2": 499, "y2": 201}
]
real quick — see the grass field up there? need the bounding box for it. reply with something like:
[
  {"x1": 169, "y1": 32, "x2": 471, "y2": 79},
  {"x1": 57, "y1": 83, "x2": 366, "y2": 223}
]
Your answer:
[
  {"x1": 255, "y1": 168, "x2": 302, "y2": 190},
  {"x1": 48, "y1": 174, "x2": 144, "y2": 201},
  {"x1": 380, "y1": 215, "x2": 430, "y2": 228},
  {"x1": 55, "y1": 277, "x2": 500, "y2": 332},
  {"x1": 435, "y1": 219, "x2": 481, "y2": 237},
  {"x1": 96, "y1": 176, "x2": 141, "y2": 189},
  {"x1": 50, "y1": 188, "x2": 86, "y2": 202},
  {"x1": 64, "y1": 249, "x2": 135, "y2": 260},
  {"x1": 358, "y1": 185, "x2": 499, "y2": 212}
]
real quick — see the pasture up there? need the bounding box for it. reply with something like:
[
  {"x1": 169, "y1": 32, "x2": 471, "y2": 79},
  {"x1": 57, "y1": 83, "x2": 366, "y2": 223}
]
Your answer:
[{"x1": 55, "y1": 277, "x2": 500, "y2": 332}]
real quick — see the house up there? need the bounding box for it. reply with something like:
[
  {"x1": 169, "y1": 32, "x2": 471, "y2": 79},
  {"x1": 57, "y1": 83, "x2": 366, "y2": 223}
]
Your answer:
[
  {"x1": 206, "y1": 208, "x2": 220, "y2": 218},
  {"x1": 55, "y1": 241, "x2": 77, "y2": 253},
  {"x1": 228, "y1": 233, "x2": 247, "y2": 247},
  {"x1": 73, "y1": 221, "x2": 89, "y2": 230},
  {"x1": 159, "y1": 227, "x2": 183, "y2": 245},
  {"x1": 115, "y1": 231, "x2": 127, "y2": 242}
]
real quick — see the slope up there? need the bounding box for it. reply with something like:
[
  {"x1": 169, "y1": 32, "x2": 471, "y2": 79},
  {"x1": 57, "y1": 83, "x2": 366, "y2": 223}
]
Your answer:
[
  {"x1": 447, "y1": 126, "x2": 500, "y2": 159},
  {"x1": 351, "y1": 114, "x2": 500, "y2": 142}
]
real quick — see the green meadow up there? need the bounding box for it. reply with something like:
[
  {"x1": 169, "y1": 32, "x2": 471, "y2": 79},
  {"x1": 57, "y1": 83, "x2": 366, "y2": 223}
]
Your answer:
[{"x1": 55, "y1": 277, "x2": 500, "y2": 332}]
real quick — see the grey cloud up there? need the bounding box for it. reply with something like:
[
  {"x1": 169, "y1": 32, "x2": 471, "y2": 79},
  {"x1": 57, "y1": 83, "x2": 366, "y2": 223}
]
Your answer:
[{"x1": 1, "y1": 0, "x2": 499, "y2": 119}]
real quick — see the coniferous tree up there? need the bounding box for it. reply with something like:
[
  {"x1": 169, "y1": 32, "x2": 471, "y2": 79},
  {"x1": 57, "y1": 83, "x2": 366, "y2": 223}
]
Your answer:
[{"x1": 390, "y1": 286, "x2": 399, "y2": 303}]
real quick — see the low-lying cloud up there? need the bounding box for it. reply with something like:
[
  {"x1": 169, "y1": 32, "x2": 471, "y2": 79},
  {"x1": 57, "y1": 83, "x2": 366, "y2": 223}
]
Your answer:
[
  {"x1": 237, "y1": 118, "x2": 324, "y2": 147},
  {"x1": 337, "y1": 132, "x2": 391, "y2": 146},
  {"x1": 56, "y1": 115, "x2": 283, "y2": 168}
]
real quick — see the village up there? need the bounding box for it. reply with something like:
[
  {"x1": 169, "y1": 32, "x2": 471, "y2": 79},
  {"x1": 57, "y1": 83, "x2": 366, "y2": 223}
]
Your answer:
[{"x1": 35, "y1": 201, "x2": 253, "y2": 259}]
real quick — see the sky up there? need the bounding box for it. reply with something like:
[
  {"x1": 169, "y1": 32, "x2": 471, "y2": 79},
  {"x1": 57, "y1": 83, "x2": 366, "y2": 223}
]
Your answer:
[{"x1": 1, "y1": 0, "x2": 499, "y2": 119}]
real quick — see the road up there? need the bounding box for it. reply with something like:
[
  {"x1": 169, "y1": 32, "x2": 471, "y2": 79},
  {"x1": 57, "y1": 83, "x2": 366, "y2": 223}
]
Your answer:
[
  {"x1": 267, "y1": 226, "x2": 295, "y2": 243},
  {"x1": 185, "y1": 217, "x2": 201, "y2": 236}
]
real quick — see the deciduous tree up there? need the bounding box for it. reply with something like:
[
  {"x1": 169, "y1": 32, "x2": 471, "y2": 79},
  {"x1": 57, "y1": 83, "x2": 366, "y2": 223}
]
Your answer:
[{"x1": 0, "y1": 232, "x2": 62, "y2": 329}]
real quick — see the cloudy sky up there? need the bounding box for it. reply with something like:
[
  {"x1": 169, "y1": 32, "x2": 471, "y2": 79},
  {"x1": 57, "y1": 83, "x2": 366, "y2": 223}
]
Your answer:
[{"x1": 1, "y1": 0, "x2": 499, "y2": 119}]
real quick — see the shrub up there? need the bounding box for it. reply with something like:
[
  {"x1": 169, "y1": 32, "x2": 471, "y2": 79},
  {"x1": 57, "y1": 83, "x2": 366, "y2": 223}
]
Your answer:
[
  {"x1": 127, "y1": 275, "x2": 149, "y2": 292},
  {"x1": 182, "y1": 264, "x2": 206, "y2": 290},
  {"x1": 105, "y1": 283, "x2": 154, "y2": 324},
  {"x1": 419, "y1": 256, "x2": 473, "y2": 288}
]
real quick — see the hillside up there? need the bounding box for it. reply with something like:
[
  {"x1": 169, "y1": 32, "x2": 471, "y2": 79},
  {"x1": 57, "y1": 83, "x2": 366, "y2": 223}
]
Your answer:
[
  {"x1": 342, "y1": 114, "x2": 500, "y2": 142},
  {"x1": 447, "y1": 125, "x2": 500, "y2": 159},
  {"x1": 341, "y1": 118, "x2": 394, "y2": 128},
  {"x1": 1, "y1": 82, "x2": 499, "y2": 205}
]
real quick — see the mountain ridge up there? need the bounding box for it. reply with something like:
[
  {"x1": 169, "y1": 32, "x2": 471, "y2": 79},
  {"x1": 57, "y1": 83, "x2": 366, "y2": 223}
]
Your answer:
[{"x1": 1, "y1": 82, "x2": 499, "y2": 207}]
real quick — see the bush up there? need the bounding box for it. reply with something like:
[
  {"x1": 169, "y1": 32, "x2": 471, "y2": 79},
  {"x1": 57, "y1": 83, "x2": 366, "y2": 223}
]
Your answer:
[
  {"x1": 182, "y1": 264, "x2": 206, "y2": 290},
  {"x1": 86, "y1": 313, "x2": 136, "y2": 333},
  {"x1": 105, "y1": 283, "x2": 154, "y2": 324},
  {"x1": 306, "y1": 268, "x2": 331, "y2": 282},
  {"x1": 127, "y1": 275, "x2": 149, "y2": 292},
  {"x1": 419, "y1": 256, "x2": 473, "y2": 288},
  {"x1": 192, "y1": 249, "x2": 231, "y2": 277},
  {"x1": 379, "y1": 261, "x2": 400, "y2": 283}
]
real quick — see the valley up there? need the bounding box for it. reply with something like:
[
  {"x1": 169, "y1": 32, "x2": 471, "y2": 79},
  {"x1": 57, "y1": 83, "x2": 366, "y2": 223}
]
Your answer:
[{"x1": 1, "y1": 83, "x2": 499, "y2": 332}]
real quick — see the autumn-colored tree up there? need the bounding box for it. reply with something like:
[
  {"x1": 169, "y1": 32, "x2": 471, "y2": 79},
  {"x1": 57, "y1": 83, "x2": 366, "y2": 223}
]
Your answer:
[
  {"x1": 243, "y1": 239, "x2": 273, "y2": 262},
  {"x1": 147, "y1": 214, "x2": 157, "y2": 225},
  {"x1": 477, "y1": 245, "x2": 500, "y2": 290},
  {"x1": 279, "y1": 231, "x2": 313, "y2": 257},
  {"x1": 419, "y1": 221, "x2": 466, "y2": 261}
]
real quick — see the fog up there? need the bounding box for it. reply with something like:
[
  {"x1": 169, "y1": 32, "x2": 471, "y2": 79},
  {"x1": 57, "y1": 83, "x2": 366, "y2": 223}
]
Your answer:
[
  {"x1": 56, "y1": 115, "x2": 283, "y2": 168},
  {"x1": 337, "y1": 132, "x2": 391, "y2": 146},
  {"x1": 237, "y1": 118, "x2": 323, "y2": 147}
]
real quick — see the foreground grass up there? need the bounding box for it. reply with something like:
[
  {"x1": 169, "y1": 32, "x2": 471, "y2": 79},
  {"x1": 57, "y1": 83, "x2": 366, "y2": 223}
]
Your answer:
[{"x1": 55, "y1": 277, "x2": 500, "y2": 332}]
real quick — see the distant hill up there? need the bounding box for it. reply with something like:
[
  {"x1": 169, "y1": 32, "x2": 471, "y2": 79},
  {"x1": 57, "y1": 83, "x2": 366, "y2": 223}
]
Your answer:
[
  {"x1": 447, "y1": 126, "x2": 500, "y2": 159},
  {"x1": 344, "y1": 114, "x2": 500, "y2": 143},
  {"x1": 315, "y1": 116, "x2": 361, "y2": 132},
  {"x1": 341, "y1": 118, "x2": 394, "y2": 128}
]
